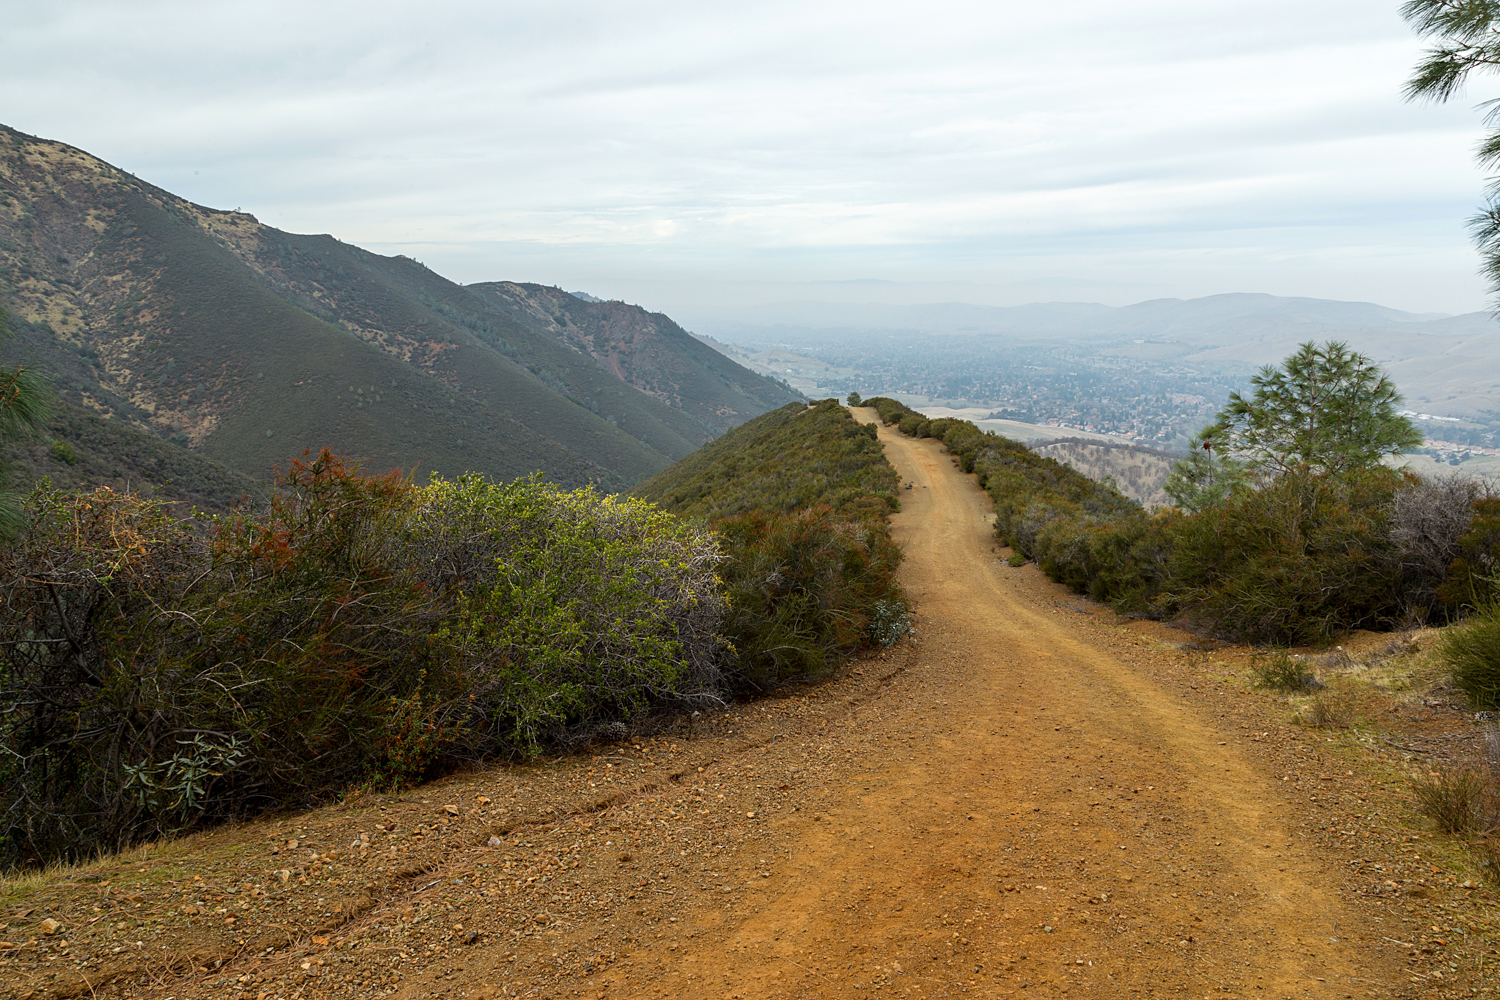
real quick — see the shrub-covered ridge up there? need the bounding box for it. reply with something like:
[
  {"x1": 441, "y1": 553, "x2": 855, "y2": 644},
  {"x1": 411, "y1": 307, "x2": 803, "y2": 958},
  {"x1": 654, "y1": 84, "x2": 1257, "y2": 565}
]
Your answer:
[
  {"x1": 636, "y1": 400, "x2": 906, "y2": 689},
  {"x1": 0, "y1": 452, "x2": 726, "y2": 867}
]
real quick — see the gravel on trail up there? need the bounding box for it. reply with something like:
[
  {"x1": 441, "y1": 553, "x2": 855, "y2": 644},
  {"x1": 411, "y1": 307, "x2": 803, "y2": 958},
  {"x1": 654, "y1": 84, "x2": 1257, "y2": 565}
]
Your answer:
[{"x1": 0, "y1": 413, "x2": 1491, "y2": 999}]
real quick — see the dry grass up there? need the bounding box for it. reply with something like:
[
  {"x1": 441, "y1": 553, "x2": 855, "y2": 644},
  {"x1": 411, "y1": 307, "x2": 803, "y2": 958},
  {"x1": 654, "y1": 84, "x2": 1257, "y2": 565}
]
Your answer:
[
  {"x1": 1301, "y1": 694, "x2": 1354, "y2": 729},
  {"x1": 1029, "y1": 439, "x2": 1177, "y2": 508},
  {"x1": 1412, "y1": 768, "x2": 1499, "y2": 836}
]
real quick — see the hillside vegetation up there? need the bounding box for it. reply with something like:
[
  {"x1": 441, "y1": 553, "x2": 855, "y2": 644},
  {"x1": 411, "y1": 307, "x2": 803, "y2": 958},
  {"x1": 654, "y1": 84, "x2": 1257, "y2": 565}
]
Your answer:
[
  {"x1": 634, "y1": 399, "x2": 898, "y2": 521},
  {"x1": 636, "y1": 400, "x2": 906, "y2": 688},
  {"x1": 1030, "y1": 437, "x2": 1177, "y2": 507},
  {"x1": 864, "y1": 394, "x2": 1491, "y2": 645},
  {"x1": 0, "y1": 457, "x2": 726, "y2": 867},
  {"x1": 0, "y1": 124, "x2": 797, "y2": 495},
  {"x1": 4, "y1": 397, "x2": 263, "y2": 513},
  {"x1": 468, "y1": 282, "x2": 800, "y2": 438},
  {"x1": 0, "y1": 402, "x2": 903, "y2": 868}
]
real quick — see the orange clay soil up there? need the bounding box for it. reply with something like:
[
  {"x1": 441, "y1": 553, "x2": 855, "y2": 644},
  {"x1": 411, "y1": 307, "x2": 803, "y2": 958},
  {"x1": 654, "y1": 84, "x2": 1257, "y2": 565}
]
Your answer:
[{"x1": 2, "y1": 410, "x2": 1493, "y2": 1000}]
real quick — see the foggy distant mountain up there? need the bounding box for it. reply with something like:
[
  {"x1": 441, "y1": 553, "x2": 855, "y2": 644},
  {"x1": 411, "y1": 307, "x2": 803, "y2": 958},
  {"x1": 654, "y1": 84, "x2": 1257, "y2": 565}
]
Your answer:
[
  {"x1": 701, "y1": 292, "x2": 1459, "y2": 343},
  {"x1": 700, "y1": 292, "x2": 1500, "y2": 420}
]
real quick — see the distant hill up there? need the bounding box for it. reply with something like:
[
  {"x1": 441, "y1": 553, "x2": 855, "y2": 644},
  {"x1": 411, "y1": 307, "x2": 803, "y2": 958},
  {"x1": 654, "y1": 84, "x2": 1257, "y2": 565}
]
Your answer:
[
  {"x1": 1029, "y1": 438, "x2": 1177, "y2": 508},
  {"x1": 0, "y1": 124, "x2": 798, "y2": 493},
  {"x1": 701, "y1": 292, "x2": 1444, "y2": 343},
  {"x1": 698, "y1": 292, "x2": 1500, "y2": 420},
  {"x1": 466, "y1": 282, "x2": 801, "y2": 438}
]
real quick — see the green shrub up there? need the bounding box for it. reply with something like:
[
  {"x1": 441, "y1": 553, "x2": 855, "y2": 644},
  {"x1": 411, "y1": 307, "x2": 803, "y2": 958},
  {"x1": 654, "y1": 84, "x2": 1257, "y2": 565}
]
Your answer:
[
  {"x1": 1248, "y1": 650, "x2": 1322, "y2": 692},
  {"x1": 48, "y1": 439, "x2": 77, "y2": 465},
  {"x1": 715, "y1": 506, "x2": 902, "y2": 689},
  {"x1": 868, "y1": 598, "x2": 911, "y2": 646},
  {"x1": 1438, "y1": 497, "x2": 1500, "y2": 610},
  {"x1": 412, "y1": 473, "x2": 728, "y2": 748},
  {"x1": 1440, "y1": 602, "x2": 1500, "y2": 709},
  {"x1": 0, "y1": 452, "x2": 726, "y2": 868},
  {"x1": 637, "y1": 399, "x2": 906, "y2": 683},
  {"x1": 1160, "y1": 467, "x2": 1405, "y2": 644}
]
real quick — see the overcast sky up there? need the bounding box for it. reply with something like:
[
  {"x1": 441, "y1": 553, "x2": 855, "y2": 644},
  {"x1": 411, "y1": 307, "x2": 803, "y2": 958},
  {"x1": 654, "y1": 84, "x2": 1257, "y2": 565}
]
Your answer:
[{"x1": 3, "y1": 0, "x2": 1494, "y2": 319}]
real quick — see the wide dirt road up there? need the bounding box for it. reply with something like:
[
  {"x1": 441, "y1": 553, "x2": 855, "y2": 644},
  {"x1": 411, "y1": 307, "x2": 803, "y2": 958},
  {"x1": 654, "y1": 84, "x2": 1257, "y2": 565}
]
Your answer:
[{"x1": 641, "y1": 413, "x2": 1401, "y2": 998}]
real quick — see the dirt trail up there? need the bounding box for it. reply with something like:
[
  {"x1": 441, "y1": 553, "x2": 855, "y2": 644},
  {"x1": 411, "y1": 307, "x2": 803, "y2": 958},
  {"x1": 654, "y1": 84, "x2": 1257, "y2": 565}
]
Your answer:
[
  {"x1": 4, "y1": 413, "x2": 1423, "y2": 1000},
  {"x1": 613, "y1": 413, "x2": 1400, "y2": 999}
]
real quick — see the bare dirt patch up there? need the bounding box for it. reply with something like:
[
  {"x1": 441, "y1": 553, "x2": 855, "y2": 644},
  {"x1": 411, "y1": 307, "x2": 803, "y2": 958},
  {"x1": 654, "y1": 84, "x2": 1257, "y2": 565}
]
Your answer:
[{"x1": 3, "y1": 415, "x2": 1495, "y2": 999}]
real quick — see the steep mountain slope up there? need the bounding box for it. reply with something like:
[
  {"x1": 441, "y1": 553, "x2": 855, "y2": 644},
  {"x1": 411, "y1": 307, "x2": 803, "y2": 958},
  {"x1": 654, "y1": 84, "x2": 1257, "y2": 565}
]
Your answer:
[
  {"x1": 0, "y1": 124, "x2": 794, "y2": 489},
  {"x1": 2, "y1": 396, "x2": 263, "y2": 514},
  {"x1": 467, "y1": 282, "x2": 801, "y2": 436}
]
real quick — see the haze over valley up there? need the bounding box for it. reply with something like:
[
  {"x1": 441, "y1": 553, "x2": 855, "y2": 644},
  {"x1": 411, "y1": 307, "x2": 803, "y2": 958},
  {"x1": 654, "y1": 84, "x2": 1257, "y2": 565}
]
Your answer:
[{"x1": 697, "y1": 292, "x2": 1500, "y2": 482}]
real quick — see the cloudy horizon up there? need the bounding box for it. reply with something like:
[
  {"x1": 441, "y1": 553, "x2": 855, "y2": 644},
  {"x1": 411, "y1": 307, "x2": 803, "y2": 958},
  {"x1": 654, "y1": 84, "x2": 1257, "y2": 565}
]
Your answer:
[{"x1": 4, "y1": 0, "x2": 1495, "y2": 320}]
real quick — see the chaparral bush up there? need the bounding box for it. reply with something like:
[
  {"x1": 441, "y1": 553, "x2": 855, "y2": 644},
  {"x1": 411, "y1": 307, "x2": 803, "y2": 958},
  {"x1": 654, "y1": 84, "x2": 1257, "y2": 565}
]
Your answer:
[
  {"x1": 0, "y1": 451, "x2": 727, "y2": 868},
  {"x1": 636, "y1": 400, "x2": 908, "y2": 687},
  {"x1": 715, "y1": 505, "x2": 903, "y2": 689}
]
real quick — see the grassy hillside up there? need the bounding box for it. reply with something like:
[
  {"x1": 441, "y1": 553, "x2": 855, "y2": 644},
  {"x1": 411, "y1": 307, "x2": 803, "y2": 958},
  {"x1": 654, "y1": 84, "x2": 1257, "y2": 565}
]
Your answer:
[
  {"x1": 633, "y1": 400, "x2": 899, "y2": 520},
  {"x1": 3, "y1": 398, "x2": 263, "y2": 513},
  {"x1": 468, "y1": 282, "x2": 803, "y2": 437},
  {"x1": 637, "y1": 400, "x2": 905, "y2": 687},
  {"x1": 0, "y1": 124, "x2": 795, "y2": 494}
]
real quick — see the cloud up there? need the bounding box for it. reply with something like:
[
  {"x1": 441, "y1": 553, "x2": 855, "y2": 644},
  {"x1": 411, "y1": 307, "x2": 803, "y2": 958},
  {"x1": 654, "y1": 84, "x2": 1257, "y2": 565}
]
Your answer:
[{"x1": 2, "y1": 0, "x2": 1491, "y2": 313}]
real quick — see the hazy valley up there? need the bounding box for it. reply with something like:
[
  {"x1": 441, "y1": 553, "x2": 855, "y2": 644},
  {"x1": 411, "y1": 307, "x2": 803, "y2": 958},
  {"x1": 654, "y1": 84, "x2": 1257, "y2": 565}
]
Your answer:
[{"x1": 699, "y1": 293, "x2": 1500, "y2": 481}]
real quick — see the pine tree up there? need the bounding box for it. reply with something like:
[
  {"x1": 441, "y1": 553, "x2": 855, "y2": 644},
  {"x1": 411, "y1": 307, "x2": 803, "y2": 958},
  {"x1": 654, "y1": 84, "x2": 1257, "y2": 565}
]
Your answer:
[
  {"x1": 1404, "y1": 0, "x2": 1500, "y2": 297},
  {"x1": 1202, "y1": 340, "x2": 1422, "y2": 477}
]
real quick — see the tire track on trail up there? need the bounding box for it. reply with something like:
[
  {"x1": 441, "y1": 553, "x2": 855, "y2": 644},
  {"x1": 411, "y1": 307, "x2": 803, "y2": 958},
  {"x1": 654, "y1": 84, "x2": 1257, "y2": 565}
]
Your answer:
[{"x1": 634, "y1": 410, "x2": 1404, "y2": 999}]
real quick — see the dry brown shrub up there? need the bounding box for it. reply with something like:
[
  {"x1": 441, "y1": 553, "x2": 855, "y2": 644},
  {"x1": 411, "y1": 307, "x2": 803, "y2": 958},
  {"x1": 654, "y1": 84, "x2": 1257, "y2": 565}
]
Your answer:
[
  {"x1": 1413, "y1": 768, "x2": 1500, "y2": 835},
  {"x1": 1303, "y1": 695, "x2": 1353, "y2": 729}
]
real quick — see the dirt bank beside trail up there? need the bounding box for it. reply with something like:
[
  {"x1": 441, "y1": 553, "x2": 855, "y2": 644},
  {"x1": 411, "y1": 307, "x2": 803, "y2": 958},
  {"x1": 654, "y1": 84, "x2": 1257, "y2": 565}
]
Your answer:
[{"x1": 3, "y1": 410, "x2": 1489, "y2": 1000}]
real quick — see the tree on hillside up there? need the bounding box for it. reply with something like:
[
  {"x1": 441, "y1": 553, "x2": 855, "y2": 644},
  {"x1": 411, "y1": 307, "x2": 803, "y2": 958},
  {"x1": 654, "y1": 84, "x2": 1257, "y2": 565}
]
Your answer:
[
  {"x1": 1203, "y1": 341, "x2": 1422, "y2": 477},
  {"x1": 1165, "y1": 341, "x2": 1422, "y2": 506},
  {"x1": 0, "y1": 303, "x2": 51, "y2": 540},
  {"x1": 1404, "y1": 0, "x2": 1500, "y2": 297},
  {"x1": 1162, "y1": 428, "x2": 1249, "y2": 513}
]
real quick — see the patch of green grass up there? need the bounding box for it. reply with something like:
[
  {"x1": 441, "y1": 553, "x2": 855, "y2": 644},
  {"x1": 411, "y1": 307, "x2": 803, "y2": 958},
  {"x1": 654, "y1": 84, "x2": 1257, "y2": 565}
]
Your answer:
[
  {"x1": 634, "y1": 400, "x2": 898, "y2": 521},
  {"x1": 1439, "y1": 603, "x2": 1500, "y2": 710},
  {"x1": 1250, "y1": 650, "x2": 1323, "y2": 692}
]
